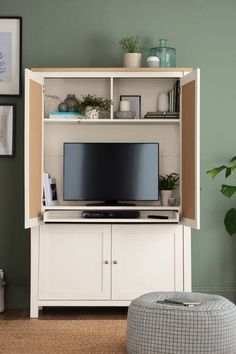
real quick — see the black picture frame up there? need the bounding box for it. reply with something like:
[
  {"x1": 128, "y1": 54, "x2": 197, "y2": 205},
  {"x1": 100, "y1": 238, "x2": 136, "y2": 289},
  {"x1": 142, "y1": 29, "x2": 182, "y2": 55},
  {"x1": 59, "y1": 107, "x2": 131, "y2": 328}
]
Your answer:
[
  {"x1": 0, "y1": 103, "x2": 16, "y2": 157},
  {"x1": 120, "y1": 95, "x2": 141, "y2": 119},
  {"x1": 0, "y1": 16, "x2": 22, "y2": 96}
]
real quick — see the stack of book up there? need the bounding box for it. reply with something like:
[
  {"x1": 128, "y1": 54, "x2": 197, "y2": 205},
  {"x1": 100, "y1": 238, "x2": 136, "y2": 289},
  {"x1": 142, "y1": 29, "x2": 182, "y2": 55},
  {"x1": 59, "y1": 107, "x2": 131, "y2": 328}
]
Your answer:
[
  {"x1": 144, "y1": 111, "x2": 179, "y2": 119},
  {"x1": 48, "y1": 112, "x2": 83, "y2": 119},
  {"x1": 43, "y1": 172, "x2": 58, "y2": 206},
  {"x1": 168, "y1": 80, "x2": 180, "y2": 113}
]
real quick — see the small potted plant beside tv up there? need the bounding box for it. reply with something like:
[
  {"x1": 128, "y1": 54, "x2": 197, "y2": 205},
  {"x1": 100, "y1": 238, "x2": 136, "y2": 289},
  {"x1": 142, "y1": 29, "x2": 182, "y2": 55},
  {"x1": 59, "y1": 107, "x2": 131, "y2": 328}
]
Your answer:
[
  {"x1": 119, "y1": 35, "x2": 142, "y2": 68},
  {"x1": 159, "y1": 173, "x2": 179, "y2": 206},
  {"x1": 79, "y1": 94, "x2": 113, "y2": 119}
]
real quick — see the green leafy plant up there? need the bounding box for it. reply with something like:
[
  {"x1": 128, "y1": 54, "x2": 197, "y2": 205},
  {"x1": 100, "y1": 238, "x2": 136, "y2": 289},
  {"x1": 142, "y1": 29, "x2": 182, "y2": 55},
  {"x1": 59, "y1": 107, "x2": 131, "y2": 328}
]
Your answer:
[
  {"x1": 119, "y1": 36, "x2": 142, "y2": 53},
  {"x1": 78, "y1": 94, "x2": 113, "y2": 113},
  {"x1": 207, "y1": 155, "x2": 236, "y2": 236},
  {"x1": 159, "y1": 173, "x2": 179, "y2": 190}
]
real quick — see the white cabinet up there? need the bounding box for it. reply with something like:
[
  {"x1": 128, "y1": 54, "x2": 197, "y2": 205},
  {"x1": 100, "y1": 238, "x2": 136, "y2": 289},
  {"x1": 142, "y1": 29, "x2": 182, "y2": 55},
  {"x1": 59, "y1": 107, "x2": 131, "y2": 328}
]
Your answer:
[
  {"x1": 38, "y1": 224, "x2": 111, "y2": 300},
  {"x1": 25, "y1": 68, "x2": 200, "y2": 318},
  {"x1": 30, "y1": 223, "x2": 189, "y2": 318},
  {"x1": 111, "y1": 224, "x2": 183, "y2": 300}
]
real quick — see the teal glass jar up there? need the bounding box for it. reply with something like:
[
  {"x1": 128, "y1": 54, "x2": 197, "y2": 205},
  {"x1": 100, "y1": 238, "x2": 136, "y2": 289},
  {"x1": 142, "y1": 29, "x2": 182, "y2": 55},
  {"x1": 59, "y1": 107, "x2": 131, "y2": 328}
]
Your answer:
[{"x1": 149, "y1": 39, "x2": 176, "y2": 67}]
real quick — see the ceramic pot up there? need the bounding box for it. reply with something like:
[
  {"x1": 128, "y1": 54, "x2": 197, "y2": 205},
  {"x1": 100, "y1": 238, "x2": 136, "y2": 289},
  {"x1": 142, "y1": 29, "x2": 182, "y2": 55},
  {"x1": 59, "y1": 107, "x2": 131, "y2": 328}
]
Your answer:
[
  {"x1": 85, "y1": 106, "x2": 99, "y2": 119},
  {"x1": 64, "y1": 94, "x2": 79, "y2": 112},
  {"x1": 160, "y1": 190, "x2": 173, "y2": 206},
  {"x1": 58, "y1": 102, "x2": 68, "y2": 112},
  {"x1": 123, "y1": 53, "x2": 142, "y2": 68}
]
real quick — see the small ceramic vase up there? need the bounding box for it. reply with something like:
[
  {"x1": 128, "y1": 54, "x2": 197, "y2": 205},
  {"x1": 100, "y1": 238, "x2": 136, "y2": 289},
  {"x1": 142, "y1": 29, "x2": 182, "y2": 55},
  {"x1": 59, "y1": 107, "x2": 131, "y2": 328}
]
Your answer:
[
  {"x1": 85, "y1": 106, "x2": 99, "y2": 119},
  {"x1": 64, "y1": 94, "x2": 79, "y2": 112},
  {"x1": 58, "y1": 102, "x2": 68, "y2": 112}
]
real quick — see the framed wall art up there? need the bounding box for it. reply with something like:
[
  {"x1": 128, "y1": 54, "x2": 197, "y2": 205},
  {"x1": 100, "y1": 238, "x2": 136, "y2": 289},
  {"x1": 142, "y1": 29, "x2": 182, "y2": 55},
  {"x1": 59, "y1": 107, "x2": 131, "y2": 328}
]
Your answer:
[
  {"x1": 120, "y1": 95, "x2": 141, "y2": 119},
  {"x1": 0, "y1": 17, "x2": 22, "y2": 96},
  {"x1": 0, "y1": 104, "x2": 15, "y2": 157}
]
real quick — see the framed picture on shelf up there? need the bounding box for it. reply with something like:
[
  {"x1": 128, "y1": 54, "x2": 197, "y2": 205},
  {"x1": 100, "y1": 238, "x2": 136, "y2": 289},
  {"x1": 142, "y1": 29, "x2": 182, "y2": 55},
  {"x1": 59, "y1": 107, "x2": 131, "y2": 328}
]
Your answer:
[
  {"x1": 0, "y1": 104, "x2": 15, "y2": 157},
  {"x1": 0, "y1": 17, "x2": 22, "y2": 96},
  {"x1": 120, "y1": 95, "x2": 141, "y2": 119}
]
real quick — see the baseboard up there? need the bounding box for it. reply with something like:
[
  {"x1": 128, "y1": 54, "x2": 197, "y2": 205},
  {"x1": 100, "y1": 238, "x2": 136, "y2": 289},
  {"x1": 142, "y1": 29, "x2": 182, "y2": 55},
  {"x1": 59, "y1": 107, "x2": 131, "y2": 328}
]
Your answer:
[
  {"x1": 192, "y1": 286, "x2": 236, "y2": 303},
  {"x1": 5, "y1": 286, "x2": 29, "y2": 309}
]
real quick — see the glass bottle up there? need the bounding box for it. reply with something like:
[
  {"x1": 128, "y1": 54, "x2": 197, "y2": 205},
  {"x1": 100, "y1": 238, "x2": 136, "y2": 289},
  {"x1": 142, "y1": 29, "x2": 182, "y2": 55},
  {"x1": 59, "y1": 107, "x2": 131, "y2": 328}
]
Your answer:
[{"x1": 149, "y1": 39, "x2": 176, "y2": 67}]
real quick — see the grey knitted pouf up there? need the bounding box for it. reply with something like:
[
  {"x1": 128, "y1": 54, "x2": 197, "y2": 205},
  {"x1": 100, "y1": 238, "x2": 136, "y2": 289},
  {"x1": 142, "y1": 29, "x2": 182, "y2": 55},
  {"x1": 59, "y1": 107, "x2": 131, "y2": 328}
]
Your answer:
[{"x1": 127, "y1": 292, "x2": 236, "y2": 354}]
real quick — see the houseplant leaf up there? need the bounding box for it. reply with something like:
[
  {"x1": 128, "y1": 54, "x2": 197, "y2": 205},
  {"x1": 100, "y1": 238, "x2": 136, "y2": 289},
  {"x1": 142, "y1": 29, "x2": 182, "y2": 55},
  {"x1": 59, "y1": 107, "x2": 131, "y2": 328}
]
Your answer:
[
  {"x1": 224, "y1": 208, "x2": 236, "y2": 236},
  {"x1": 221, "y1": 184, "x2": 236, "y2": 198},
  {"x1": 207, "y1": 166, "x2": 226, "y2": 179}
]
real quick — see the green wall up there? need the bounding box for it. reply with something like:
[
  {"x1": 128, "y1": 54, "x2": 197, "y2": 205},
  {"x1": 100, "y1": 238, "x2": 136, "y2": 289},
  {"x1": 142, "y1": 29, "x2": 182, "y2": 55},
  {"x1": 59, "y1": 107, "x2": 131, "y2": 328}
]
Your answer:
[{"x1": 1, "y1": 0, "x2": 236, "y2": 308}]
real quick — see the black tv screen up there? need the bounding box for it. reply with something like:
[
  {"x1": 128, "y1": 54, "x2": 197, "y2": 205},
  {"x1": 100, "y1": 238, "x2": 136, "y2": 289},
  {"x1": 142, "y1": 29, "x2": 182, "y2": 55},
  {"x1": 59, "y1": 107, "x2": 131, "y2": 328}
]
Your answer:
[{"x1": 63, "y1": 143, "x2": 159, "y2": 203}]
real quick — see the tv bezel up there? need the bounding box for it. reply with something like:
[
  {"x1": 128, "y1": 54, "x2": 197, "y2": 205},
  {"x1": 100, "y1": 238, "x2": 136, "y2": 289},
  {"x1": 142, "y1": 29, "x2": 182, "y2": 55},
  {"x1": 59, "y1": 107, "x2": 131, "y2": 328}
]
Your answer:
[{"x1": 63, "y1": 142, "x2": 159, "y2": 204}]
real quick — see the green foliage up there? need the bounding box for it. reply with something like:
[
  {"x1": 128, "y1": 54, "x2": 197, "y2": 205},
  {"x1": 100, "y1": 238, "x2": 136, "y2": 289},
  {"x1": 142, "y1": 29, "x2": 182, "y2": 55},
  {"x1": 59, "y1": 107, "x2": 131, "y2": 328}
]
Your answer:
[
  {"x1": 159, "y1": 173, "x2": 179, "y2": 190},
  {"x1": 207, "y1": 155, "x2": 236, "y2": 236},
  {"x1": 78, "y1": 94, "x2": 113, "y2": 113},
  {"x1": 119, "y1": 36, "x2": 142, "y2": 53}
]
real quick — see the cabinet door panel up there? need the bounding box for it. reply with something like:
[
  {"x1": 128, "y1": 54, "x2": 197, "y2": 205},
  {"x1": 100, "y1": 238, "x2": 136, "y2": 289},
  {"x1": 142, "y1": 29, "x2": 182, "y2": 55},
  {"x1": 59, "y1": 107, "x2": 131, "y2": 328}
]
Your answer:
[
  {"x1": 112, "y1": 224, "x2": 183, "y2": 300},
  {"x1": 24, "y1": 69, "x2": 44, "y2": 228},
  {"x1": 39, "y1": 224, "x2": 111, "y2": 300},
  {"x1": 180, "y1": 69, "x2": 200, "y2": 229}
]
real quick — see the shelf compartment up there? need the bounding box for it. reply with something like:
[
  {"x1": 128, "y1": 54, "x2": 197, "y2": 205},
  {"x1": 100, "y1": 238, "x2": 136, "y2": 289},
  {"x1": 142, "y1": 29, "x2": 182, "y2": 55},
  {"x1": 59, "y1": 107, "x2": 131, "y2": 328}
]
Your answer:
[{"x1": 43, "y1": 208, "x2": 180, "y2": 224}]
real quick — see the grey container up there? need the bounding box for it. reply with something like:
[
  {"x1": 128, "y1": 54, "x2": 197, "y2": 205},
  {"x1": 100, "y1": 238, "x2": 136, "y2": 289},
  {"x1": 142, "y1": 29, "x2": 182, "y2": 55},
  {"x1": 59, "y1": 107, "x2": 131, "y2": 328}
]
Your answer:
[{"x1": 0, "y1": 269, "x2": 5, "y2": 313}]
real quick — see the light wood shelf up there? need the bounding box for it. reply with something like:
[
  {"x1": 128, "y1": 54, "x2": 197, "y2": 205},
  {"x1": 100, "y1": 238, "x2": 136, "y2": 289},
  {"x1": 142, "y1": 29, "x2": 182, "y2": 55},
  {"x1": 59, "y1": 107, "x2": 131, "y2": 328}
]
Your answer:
[{"x1": 44, "y1": 118, "x2": 180, "y2": 125}]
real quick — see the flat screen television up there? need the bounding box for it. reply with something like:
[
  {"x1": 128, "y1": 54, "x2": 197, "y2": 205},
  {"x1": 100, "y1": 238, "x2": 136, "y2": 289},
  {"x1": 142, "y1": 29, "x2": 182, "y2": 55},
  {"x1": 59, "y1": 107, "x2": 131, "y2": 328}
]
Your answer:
[{"x1": 63, "y1": 143, "x2": 159, "y2": 204}]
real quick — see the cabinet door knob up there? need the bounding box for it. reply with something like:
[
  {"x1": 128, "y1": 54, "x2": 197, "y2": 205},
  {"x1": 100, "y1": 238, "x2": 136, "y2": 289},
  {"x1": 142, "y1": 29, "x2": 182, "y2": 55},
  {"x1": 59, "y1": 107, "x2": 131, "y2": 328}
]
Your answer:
[
  {"x1": 104, "y1": 260, "x2": 109, "y2": 264},
  {"x1": 113, "y1": 260, "x2": 118, "y2": 264}
]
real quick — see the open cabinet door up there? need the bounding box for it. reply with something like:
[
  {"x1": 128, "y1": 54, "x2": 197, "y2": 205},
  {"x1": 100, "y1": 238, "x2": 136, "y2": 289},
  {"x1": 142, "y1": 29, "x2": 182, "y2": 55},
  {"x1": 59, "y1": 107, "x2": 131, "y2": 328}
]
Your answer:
[
  {"x1": 25, "y1": 69, "x2": 44, "y2": 228},
  {"x1": 180, "y1": 69, "x2": 200, "y2": 229}
]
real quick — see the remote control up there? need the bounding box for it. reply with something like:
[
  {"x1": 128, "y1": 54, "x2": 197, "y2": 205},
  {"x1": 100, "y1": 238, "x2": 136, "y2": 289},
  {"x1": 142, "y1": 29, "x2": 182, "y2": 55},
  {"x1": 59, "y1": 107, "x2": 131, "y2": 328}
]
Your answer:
[{"x1": 148, "y1": 215, "x2": 169, "y2": 219}]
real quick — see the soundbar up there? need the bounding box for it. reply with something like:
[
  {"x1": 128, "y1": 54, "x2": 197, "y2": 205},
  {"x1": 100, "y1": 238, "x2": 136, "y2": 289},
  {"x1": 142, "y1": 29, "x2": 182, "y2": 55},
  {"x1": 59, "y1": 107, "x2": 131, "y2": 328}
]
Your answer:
[{"x1": 82, "y1": 211, "x2": 140, "y2": 219}]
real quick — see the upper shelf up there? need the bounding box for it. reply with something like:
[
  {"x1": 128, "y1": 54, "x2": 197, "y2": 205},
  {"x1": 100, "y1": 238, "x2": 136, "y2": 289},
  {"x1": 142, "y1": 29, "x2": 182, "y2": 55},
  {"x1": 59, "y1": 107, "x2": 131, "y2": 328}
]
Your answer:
[{"x1": 44, "y1": 118, "x2": 180, "y2": 125}]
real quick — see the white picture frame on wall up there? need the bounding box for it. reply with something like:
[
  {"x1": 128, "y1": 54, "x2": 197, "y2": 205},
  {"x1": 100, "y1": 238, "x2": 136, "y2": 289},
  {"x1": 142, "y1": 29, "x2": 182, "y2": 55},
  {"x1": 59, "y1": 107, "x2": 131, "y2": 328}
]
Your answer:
[
  {"x1": 0, "y1": 104, "x2": 15, "y2": 157},
  {"x1": 0, "y1": 17, "x2": 22, "y2": 96}
]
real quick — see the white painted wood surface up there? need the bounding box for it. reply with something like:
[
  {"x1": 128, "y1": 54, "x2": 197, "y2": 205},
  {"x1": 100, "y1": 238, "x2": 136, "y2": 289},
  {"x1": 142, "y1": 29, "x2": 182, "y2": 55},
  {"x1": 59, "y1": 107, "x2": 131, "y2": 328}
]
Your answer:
[
  {"x1": 38, "y1": 224, "x2": 111, "y2": 300},
  {"x1": 111, "y1": 224, "x2": 183, "y2": 300}
]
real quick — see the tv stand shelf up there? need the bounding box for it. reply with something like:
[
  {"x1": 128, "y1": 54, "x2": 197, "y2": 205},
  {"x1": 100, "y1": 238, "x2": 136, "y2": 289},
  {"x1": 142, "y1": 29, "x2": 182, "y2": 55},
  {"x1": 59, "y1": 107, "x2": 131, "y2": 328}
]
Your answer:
[{"x1": 43, "y1": 206, "x2": 180, "y2": 223}]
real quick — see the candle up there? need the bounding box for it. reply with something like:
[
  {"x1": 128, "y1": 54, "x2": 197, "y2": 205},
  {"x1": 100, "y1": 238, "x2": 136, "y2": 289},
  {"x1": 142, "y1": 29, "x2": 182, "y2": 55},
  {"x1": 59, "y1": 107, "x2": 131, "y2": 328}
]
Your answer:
[{"x1": 120, "y1": 100, "x2": 130, "y2": 111}]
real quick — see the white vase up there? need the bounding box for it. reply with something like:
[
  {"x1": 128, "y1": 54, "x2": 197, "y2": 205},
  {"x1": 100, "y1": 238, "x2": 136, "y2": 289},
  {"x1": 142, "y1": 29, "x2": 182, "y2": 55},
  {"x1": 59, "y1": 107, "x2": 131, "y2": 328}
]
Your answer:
[
  {"x1": 160, "y1": 190, "x2": 173, "y2": 206},
  {"x1": 158, "y1": 92, "x2": 168, "y2": 112},
  {"x1": 85, "y1": 106, "x2": 99, "y2": 119},
  {"x1": 123, "y1": 53, "x2": 142, "y2": 68}
]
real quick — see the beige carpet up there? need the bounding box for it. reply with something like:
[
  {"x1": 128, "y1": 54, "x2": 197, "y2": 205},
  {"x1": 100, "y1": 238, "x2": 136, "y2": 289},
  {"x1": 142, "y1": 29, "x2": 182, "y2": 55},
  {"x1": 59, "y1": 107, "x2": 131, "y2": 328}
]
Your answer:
[{"x1": 0, "y1": 319, "x2": 127, "y2": 354}]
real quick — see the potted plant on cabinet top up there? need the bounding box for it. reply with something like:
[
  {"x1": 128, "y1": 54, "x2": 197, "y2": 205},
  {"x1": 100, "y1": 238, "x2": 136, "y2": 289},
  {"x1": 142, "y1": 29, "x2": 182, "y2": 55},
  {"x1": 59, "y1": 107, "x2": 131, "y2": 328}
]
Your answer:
[
  {"x1": 159, "y1": 173, "x2": 179, "y2": 206},
  {"x1": 119, "y1": 35, "x2": 142, "y2": 68},
  {"x1": 207, "y1": 155, "x2": 236, "y2": 236},
  {"x1": 78, "y1": 94, "x2": 113, "y2": 119}
]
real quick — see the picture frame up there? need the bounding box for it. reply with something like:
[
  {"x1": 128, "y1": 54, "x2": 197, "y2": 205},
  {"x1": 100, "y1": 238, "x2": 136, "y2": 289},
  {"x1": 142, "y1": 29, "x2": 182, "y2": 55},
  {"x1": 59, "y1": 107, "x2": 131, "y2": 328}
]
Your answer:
[
  {"x1": 0, "y1": 104, "x2": 16, "y2": 157},
  {"x1": 0, "y1": 17, "x2": 22, "y2": 96},
  {"x1": 120, "y1": 95, "x2": 141, "y2": 119}
]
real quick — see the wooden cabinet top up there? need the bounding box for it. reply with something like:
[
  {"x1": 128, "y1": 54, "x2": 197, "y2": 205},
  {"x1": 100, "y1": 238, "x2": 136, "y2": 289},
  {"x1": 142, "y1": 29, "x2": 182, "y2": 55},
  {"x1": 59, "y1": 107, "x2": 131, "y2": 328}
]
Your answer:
[{"x1": 31, "y1": 67, "x2": 192, "y2": 73}]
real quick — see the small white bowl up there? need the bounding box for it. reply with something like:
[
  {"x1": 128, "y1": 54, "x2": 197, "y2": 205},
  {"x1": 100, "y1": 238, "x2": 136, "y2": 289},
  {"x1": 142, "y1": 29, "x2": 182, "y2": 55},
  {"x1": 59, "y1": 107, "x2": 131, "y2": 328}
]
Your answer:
[{"x1": 114, "y1": 111, "x2": 136, "y2": 119}]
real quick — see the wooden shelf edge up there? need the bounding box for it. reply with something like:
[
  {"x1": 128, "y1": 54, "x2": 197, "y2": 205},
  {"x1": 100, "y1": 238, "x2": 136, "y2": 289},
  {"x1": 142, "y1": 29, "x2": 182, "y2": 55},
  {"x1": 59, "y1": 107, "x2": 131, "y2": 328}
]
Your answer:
[{"x1": 32, "y1": 67, "x2": 193, "y2": 73}]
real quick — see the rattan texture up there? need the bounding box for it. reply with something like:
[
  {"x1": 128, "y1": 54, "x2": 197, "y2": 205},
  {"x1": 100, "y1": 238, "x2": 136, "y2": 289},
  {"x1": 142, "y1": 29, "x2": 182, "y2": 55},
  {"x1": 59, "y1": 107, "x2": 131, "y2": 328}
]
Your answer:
[{"x1": 127, "y1": 291, "x2": 236, "y2": 354}]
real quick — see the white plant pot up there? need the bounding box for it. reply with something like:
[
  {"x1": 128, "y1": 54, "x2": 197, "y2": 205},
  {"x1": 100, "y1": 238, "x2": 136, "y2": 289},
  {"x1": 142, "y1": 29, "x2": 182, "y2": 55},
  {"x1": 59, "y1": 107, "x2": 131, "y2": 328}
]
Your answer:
[
  {"x1": 85, "y1": 106, "x2": 99, "y2": 119},
  {"x1": 160, "y1": 190, "x2": 173, "y2": 206},
  {"x1": 123, "y1": 53, "x2": 142, "y2": 68}
]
